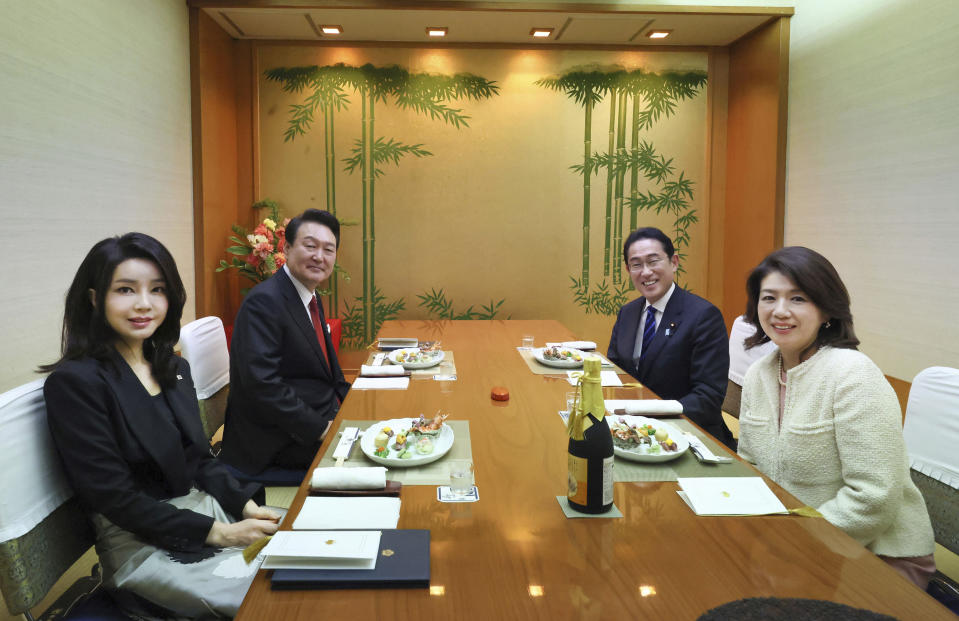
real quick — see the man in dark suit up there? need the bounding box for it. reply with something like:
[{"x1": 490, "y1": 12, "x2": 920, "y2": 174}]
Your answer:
[
  {"x1": 220, "y1": 209, "x2": 350, "y2": 474},
  {"x1": 607, "y1": 227, "x2": 733, "y2": 447}
]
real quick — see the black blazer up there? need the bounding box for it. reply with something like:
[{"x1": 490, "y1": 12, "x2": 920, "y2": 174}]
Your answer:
[
  {"x1": 44, "y1": 354, "x2": 259, "y2": 552},
  {"x1": 607, "y1": 286, "x2": 732, "y2": 444},
  {"x1": 220, "y1": 268, "x2": 350, "y2": 473}
]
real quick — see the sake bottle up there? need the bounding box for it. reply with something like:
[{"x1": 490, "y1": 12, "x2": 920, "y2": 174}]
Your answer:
[{"x1": 566, "y1": 356, "x2": 614, "y2": 513}]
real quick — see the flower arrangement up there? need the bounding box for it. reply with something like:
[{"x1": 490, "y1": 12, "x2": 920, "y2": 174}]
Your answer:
[{"x1": 216, "y1": 200, "x2": 290, "y2": 291}]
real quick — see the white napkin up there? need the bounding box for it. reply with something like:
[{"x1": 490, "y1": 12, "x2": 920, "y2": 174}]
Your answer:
[
  {"x1": 360, "y1": 364, "x2": 406, "y2": 377},
  {"x1": 609, "y1": 399, "x2": 684, "y2": 415},
  {"x1": 351, "y1": 377, "x2": 410, "y2": 390},
  {"x1": 546, "y1": 340, "x2": 597, "y2": 351},
  {"x1": 311, "y1": 466, "x2": 387, "y2": 490}
]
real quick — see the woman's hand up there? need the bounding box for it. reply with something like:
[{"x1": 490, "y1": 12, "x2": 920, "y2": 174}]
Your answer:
[
  {"x1": 205, "y1": 517, "x2": 278, "y2": 548},
  {"x1": 242, "y1": 500, "x2": 281, "y2": 522}
]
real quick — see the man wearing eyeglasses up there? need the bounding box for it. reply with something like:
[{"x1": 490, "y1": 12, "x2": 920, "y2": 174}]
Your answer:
[{"x1": 607, "y1": 227, "x2": 733, "y2": 448}]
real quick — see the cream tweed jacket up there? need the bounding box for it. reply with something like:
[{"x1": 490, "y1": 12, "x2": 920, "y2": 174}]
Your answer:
[{"x1": 738, "y1": 346, "x2": 934, "y2": 558}]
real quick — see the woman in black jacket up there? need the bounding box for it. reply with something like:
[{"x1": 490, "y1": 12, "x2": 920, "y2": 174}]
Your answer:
[{"x1": 42, "y1": 233, "x2": 279, "y2": 618}]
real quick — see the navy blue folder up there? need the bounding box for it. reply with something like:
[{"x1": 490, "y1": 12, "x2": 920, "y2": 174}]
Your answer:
[{"x1": 269, "y1": 529, "x2": 430, "y2": 590}]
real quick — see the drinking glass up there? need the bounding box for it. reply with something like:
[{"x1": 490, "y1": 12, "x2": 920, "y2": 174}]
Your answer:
[
  {"x1": 521, "y1": 335, "x2": 534, "y2": 350},
  {"x1": 448, "y1": 459, "x2": 474, "y2": 497},
  {"x1": 565, "y1": 391, "x2": 578, "y2": 413}
]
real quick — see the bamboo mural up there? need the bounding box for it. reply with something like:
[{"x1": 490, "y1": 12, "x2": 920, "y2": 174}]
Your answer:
[
  {"x1": 266, "y1": 65, "x2": 351, "y2": 317},
  {"x1": 539, "y1": 66, "x2": 707, "y2": 313},
  {"x1": 267, "y1": 63, "x2": 499, "y2": 347}
]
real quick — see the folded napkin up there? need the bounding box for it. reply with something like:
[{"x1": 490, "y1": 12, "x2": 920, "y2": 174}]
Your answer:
[
  {"x1": 311, "y1": 466, "x2": 387, "y2": 490},
  {"x1": 604, "y1": 399, "x2": 683, "y2": 415},
  {"x1": 546, "y1": 341, "x2": 597, "y2": 351},
  {"x1": 360, "y1": 364, "x2": 406, "y2": 377}
]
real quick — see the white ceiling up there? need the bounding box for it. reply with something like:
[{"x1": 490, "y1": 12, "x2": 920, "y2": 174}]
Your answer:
[{"x1": 203, "y1": 7, "x2": 779, "y2": 47}]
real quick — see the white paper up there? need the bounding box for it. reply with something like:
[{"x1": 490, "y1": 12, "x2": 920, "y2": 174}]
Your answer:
[
  {"x1": 292, "y1": 497, "x2": 401, "y2": 530},
  {"x1": 351, "y1": 377, "x2": 410, "y2": 390},
  {"x1": 567, "y1": 370, "x2": 622, "y2": 387},
  {"x1": 261, "y1": 530, "x2": 381, "y2": 570},
  {"x1": 677, "y1": 477, "x2": 788, "y2": 516},
  {"x1": 604, "y1": 399, "x2": 683, "y2": 415}
]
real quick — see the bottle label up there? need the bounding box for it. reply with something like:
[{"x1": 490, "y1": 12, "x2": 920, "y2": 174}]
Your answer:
[
  {"x1": 602, "y1": 456, "x2": 614, "y2": 505},
  {"x1": 567, "y1": 454, "x2": 588, "y2": 506}
]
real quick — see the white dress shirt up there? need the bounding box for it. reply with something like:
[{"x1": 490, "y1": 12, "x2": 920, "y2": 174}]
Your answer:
[{"x1": 632, "y1": 282, "x2": 676, "y2": 359}]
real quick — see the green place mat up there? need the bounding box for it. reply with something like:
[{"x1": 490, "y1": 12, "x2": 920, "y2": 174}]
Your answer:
[
  {"x1": 517, "y1": 348, "x2": 625, "y2": 376},
  {"x1": 556, "y1": 496, "x2": 623, "y2": 519},
  {"x1": 318, "y1": 419, "x2": 472, "y2": 486},
  {"x1": 611, "y1": 418, "x2": 755, "y2": 482},
  {"x1": 365, "y1": 351, "x2": 457, "y2": 378}
]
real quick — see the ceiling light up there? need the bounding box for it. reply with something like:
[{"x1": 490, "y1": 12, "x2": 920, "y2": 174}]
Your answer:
[
  {"x1": 646, "y1": 30, "x2": 672, "y2": 39},
  {"x1": 530, "y1": 28, "x2": 553, "y2": 38},
  {"x1": 426, "y1": 26, "x2": 448, "y2": 37},
  {"x1": 320, "y1": 25, "x2": 342, "y2": 35}
]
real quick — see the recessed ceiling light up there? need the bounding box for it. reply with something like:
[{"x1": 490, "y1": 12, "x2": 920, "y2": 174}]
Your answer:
[
  {"x1": 530, "y1": 28, "x2": 553, "y2": 38},
  {"x1": 320, "y1": 25, "x2": 342, "y2": 35},
  {"x1": 426, "y1": 26, "x2": 448, "y2": 37},
  {"x1": 646, "y1": 30, "x2": 672, "y2": 39}
]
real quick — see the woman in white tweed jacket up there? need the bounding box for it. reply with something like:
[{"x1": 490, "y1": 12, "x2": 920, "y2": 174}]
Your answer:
[{"x1": 737, "y1": 247, "x2": 935, "y2": 589}]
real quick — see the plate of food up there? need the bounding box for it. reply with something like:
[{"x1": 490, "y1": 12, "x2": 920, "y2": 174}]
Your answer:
[
  {"x1": 608, "y1": 415, "x2": 689, "y2": 463},
  {"x1": 359, "y1": 414, "x2": 454, "y2": 467},
  {"x1": 532, "y1": 346, "x2": 586, "y2": 369},
  {"x1": 387, "y1": 347, "x2": 445, "y2": 369}
]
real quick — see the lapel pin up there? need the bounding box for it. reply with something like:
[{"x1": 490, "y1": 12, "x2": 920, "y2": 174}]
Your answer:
[
  {"x1": 176, "y1": 374, "x2": 183, "y2": 380},
  {"x1": 665, "y1": 323, "x2": 676, "y2": 337}
]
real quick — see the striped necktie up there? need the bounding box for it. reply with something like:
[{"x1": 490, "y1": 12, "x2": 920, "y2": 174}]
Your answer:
[{"x1": 640, "y1": 304, "x2": 657, "y2": 361}]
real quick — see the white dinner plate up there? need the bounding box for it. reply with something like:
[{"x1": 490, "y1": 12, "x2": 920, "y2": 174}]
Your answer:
[
  {"x1": 387, "y1": 348, "x2": 445, "y2": 369},
  {"x1": 360, "y1": 418, "x2": 454, "y2": 467},
  {"x1": 608, "y1": 415, "x2": 689, "y2": 463},
  {"x1": 532, "y1": 347, "x2": 587, "y2": 369}
]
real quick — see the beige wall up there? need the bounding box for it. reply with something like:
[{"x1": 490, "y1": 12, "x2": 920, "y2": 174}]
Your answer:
[
  {"x1": 0, "y1": 0, "x2": 195, "y2": 393},
  {"x1": 258, "y1": 46, "x2": 708, "y2": 346}
]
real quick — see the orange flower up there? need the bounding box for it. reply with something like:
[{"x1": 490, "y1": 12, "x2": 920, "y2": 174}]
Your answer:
[
  {"x1": 274, "y1": 252, "x2": 286, "y2": 268},
  {"x1": 246, "y1": 253, "x2": 261, "y2": 268},
  {"x1": 253, "y1": 241, "x2": 274, "y2": 260}
]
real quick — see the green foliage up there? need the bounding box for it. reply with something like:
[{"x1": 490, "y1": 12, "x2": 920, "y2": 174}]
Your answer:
[
  {"x1": 416, "y1": 288, "x2": 508, "y2": 320},
  {"x1": 569, "y1": 277, "x2": 633, "y2": 315},
  {"x1": 341, "y1": 288, "x2": 406, "y2": 349},
  {"x1": 342, "y1": 137, "x2": 432, "y2": 177}
]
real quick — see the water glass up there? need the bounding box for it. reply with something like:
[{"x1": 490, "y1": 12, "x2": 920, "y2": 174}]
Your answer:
[
  {"x1": 565, "y1": 391, "x2": 578, "y2": 413},
  {"x1": 448, "y1": 459, "x2": 474, "y2": 497},
  {"x1": 521, "y1": 335, "x2": 534, "y2": 350}
]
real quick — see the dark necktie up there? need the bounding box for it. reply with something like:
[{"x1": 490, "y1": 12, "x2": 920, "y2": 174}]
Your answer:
[
  {"x1": 640, "y1": 304, "x2": 657, "y2": 361},
  {"x1": 308, "y1": 296, "x2": 331, "y2": 370}
]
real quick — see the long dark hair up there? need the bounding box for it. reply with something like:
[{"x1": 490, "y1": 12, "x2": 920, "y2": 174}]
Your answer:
[
  {"x1": 744, "y1": 246, "x2": 859, "y2": 351},
  {"x1": 40, "y1": 233, "x2": 187, "y2": 387}
]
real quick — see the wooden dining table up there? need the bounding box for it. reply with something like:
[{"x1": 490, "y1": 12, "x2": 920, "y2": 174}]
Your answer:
[{"x1": 236, "y1": 319, "x2": 953, "y2": 620}]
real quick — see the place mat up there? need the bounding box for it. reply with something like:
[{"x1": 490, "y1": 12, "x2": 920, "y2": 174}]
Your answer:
[
  {"x1": 517, "y1": 347, "x2": 625, "y2": 376},
  {"x1": 365, "y1": 351, "x2": 457, "y2": 378},
  {"x1": 555, "y1": 497, "x2": 623, "y2": 519},
  {"x1": 611, "y1": 418, "x2": 755, "y2": 482},
  {"x1": 317, "y1": 420, "x2": 472, "y2": 486}
]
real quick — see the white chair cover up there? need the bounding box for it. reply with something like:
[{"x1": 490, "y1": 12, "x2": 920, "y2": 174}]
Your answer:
[
  {"x1": 179, "y1": 316, "x2": 229, "y2": 400},
  {"x1": 728, "y1": 315, "x2": 777, "y2": 385},
  {"x1": 0, "y1": 379, "x2": 73, "y2": 542},
  {"x1": 903, "y1": 366, "x2": 959, "y2": 490}
]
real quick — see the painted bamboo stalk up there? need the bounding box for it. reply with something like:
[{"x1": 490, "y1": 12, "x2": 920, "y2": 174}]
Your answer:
[
  {"x1": 360, "y1": 87, "x2": 370, "y2": 344},
  {"x1": 328, "y1": 104, "x2": 339, "y2": 317},
  {"x1": 581, "y1": 91, "x2": 593, "y2": 288},
  {"x1": 629, "y1": 90, "x2": 640, "y2": 232},
  {"x1": 367, "y1": 91, "x2": 376, "y2": 344},
  {"x1": 603, "y1": 86, "x2": 616, "y2": 278},
  {"x1": 613, "y1": 89, "x2": 628, "y2": 285}
]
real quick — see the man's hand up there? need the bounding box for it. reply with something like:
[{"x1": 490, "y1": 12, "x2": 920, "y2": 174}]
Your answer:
[{"x1": 242, "y1": 500, "x2": 281, "y2": 522}]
